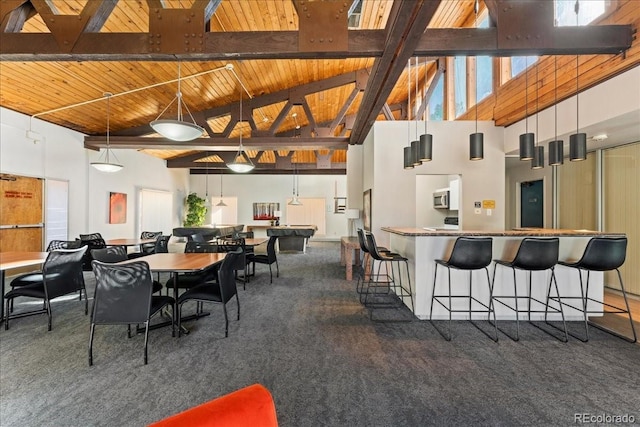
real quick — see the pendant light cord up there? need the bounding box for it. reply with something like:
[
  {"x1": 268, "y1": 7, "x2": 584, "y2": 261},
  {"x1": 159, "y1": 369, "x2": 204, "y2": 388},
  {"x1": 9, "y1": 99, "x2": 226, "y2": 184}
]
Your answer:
[
  {"x1": 575, "y1": 0, "x2": 580, "y2": 134},
  {"x1": 474, "y1": 0, "x2": 479, "y2": 134},
  {"x1": 524, "y1": 56, "x2": 529, "y2": 133},
  {"x1": 105, "y1": 93, "x2": 111, "y2": 163},
  {"x1": 554, "y1": 56, "x2": 558, "y2": 140},
  {"x1": 415, "y1": 57, "x2": 419, "y2": 139},
  {"x1": 407, "y1": 58, "x2": 411, "y2": 145},
  {"x1": 177, "y1": 62, "x2": 182, "y2": 121},
  {"x1": 535, "y1": 61, "x2": 539, "y2": 144}
]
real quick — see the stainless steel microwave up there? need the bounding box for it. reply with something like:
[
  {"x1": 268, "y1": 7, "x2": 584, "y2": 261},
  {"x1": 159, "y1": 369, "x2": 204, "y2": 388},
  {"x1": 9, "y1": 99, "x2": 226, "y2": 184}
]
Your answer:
[{"x1": 433, "y1": 190, "x2": 449, "y2": 209}]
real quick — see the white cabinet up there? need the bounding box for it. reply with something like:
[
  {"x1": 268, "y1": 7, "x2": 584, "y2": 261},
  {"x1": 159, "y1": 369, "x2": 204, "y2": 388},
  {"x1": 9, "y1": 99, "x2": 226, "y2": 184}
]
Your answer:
[{"x1": 448, "y1": 178, "x2": 460, "y2": 211}]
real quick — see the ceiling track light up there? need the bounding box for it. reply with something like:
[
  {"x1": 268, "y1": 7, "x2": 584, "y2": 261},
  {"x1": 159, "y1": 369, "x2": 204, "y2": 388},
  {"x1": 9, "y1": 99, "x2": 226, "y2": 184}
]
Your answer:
[
  {"x1": 150, "y1": 62, "x2": 205, "y2": 142},
  {"x1": 91, "y1": 92, "x2": 123, "y2": 173}
]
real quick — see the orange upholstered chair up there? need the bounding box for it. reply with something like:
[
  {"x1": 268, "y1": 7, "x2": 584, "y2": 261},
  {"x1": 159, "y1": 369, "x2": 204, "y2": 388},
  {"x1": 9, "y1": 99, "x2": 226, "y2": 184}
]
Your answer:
[{"x1": 148, "y1": 384, "x2": 278, "y2": 427}]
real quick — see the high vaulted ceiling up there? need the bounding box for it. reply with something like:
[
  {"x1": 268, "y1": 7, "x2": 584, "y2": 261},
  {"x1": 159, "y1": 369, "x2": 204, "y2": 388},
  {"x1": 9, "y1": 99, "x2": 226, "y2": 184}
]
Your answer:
[{"x1": 0, "y1": 0, "x2": 633, "y2": 174}]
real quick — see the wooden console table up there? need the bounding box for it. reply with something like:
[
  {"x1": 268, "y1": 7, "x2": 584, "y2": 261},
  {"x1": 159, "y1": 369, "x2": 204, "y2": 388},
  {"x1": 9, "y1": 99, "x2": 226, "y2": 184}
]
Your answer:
[{"x1": 340, "y1": 236, "x2": 361, "y2": 280}]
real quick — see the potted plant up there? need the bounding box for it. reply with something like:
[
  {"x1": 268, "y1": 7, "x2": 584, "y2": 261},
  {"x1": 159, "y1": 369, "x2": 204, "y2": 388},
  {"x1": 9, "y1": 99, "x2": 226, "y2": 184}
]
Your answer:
[{"x1": 184, "y1": 192, "x2": 207, "y2": 226}]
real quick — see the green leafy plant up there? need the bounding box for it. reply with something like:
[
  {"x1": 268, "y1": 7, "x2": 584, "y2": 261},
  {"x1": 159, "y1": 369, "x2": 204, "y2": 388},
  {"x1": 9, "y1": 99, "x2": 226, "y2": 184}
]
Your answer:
[{"x1": 184, "y1": 192, "x2": 207, "y2": 226}]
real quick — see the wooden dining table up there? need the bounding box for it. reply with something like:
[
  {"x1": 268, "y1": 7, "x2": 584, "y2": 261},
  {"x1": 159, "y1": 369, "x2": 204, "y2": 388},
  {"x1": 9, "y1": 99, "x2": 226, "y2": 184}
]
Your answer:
[
  {"x1": 120, "y1": 252, "x2": 226, "y2": 335},
  {"x1": 0, "y1": 252, "x2": 49, "y2": 322}
]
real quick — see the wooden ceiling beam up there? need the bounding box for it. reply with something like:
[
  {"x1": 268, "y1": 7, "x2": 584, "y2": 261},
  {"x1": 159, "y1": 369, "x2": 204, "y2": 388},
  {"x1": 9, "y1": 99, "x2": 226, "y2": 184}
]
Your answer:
[
  {"x1": 1, "y1": 1, "x2": 33, "y2": 32},
  {"x1": 1, "y1": 25, "x2": 632, "y2": 60},
  {"x1": 190, "y1": 167, "x2": 346, "y2": 175},
  {"x1": 84, "y1": 136, "x2": 349, "y2": 151},
  {"x1": 350, "y1": 0, "x2": 441, "y2": 145}
]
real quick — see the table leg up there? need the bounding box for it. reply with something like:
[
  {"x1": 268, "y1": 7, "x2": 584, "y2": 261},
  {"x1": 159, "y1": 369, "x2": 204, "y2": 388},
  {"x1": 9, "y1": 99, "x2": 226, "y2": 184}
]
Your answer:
[
  {"x1": 345, "y1": 247, "x2": 353, "y2": 281},
  {"x1": 0, "y1": 270, "x2": 5, "y2": 324},
  {"x1": 355, "y1": 248, "x2": 361, "y2": 266},
  {"x1": 340, "y1": 242, "x2": 346, "y2": 266}
]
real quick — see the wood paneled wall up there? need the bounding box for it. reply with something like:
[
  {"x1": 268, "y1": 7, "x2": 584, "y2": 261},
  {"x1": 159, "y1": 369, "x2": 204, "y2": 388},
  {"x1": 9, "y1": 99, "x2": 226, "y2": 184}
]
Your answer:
[
  {"x1": 603, "y1": 142, "x2": 640, "y2": 295},
  {"x1": 558, "y1": 153, "x2": 596, "y2": 231}
]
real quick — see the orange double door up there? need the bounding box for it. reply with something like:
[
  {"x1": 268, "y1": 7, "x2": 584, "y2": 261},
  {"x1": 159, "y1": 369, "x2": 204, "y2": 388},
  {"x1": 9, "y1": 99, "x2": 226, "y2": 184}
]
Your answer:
[{"x1": 0, "y1": 174, "x2": 44, "y2": 252}]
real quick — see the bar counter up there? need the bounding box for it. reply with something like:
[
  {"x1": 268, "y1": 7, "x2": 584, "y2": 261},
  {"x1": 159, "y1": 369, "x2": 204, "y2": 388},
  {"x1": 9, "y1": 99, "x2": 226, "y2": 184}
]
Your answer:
[{"x1": 380, "y1": 227, "x2": 625, "y2": 321}]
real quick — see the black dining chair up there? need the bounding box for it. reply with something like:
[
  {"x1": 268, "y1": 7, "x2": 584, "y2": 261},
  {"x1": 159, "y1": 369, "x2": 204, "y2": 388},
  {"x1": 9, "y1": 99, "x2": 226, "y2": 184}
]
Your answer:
[
  {"x1": 217, "y1": 238, "x2": 249, "y2": 290},
  {"x1": 247, "y1": 236, "x2": 279, "y2": 284},
  {"x1": 127, "y1": 231, "x2": 163, "y2": 259},
  {"x1": 90, "y1": 259, "x2": 174, "y2": 365},
  {"x1": 79, "y1": 233, "x2": 107, "y2": 271},
  {"x1": 166, "y1": 242, "x2": 220, "y2": 294},
  {"x1": 91, "y1": 246, "x2": 163, "y2": 295},
  {"x1": 177, "y1": 248, "x2": 242, "y2": 338},
  {"x1": 4, "y1": 247, "x2": 88, "y2": 331}
]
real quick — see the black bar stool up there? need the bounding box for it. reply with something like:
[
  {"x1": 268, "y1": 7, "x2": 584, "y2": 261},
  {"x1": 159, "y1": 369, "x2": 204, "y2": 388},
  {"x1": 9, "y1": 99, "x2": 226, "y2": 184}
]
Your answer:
[
  {"x1": 491, "y1": 237, "x2": 568, "y2": 342},
  {"x1": 355, "y1": 228, "x2": 394, "y2": 301},
  {"x1": 362, "y1": 232, "x2": 414, "y2": 322},
  {"x1": 554, "y1": 237, "x2": 636, "y2": 343},
  {"x1": 429, "y1": 237, "x2": 497, "y2": 341}
]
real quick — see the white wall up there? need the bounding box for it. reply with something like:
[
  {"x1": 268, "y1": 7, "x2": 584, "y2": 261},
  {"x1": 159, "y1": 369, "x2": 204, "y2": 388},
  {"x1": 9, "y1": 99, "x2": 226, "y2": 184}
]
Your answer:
[
  {"x1": 0, "y1": 107, "x2": 190, "y2": 241},
  {"x1": 366, "y1": 120, "x2": 505, "y2": 247},
  {"x1": 189, "y1": 173, "x2": 348, "y2": 239}
]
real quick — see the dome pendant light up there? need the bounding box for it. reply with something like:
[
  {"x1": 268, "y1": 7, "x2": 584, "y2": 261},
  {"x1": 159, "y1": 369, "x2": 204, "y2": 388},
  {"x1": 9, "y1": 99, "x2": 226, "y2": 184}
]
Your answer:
[
  {"x1": 150, "y1": 62, "x2": 204, "y2": 142},
  {"x1": 227, "y1": 83, "x2": 255, "y2": 173},
  {"x1": 419, "y1": 56, "x2": 433, "y2": 162},
  {"x1": 91, "y1": 92, "x2": 123, "y2": 173},
  {"x1": 288, "y1": 162, "x2": 302, "y2": 206},
  {"x1": 549, "y1": 56, "x2": 564, "y2": 166},
  {"x1": 570, "y1": 1, "x2": 587, "y2": 161},
  {"x1": 469, "y1": 0, "x2": 484, "y2": 161},
  {"x1": 519, "y1": 57, "x2": 535, "y2": 161}
]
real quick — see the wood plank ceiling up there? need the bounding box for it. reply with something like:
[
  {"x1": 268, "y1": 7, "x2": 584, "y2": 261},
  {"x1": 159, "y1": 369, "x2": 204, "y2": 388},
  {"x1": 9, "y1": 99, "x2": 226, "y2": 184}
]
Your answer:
[{"x1": 0, "y1": 0, "x2": 633, "y2": 174}]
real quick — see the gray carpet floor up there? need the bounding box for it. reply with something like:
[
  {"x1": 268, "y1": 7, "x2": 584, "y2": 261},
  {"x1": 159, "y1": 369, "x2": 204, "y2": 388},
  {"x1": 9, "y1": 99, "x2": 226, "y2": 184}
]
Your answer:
[{"x1": 1, "y1": 242, "x2": 638, "y2": 427}]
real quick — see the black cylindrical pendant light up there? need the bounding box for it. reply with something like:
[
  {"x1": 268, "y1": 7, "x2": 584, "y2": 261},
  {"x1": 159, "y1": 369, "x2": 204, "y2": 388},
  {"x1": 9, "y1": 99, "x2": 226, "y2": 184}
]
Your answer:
[
  {"x1": 570, "y1": 133, "x2": 587, "y2": 161},
  {"x1": 549, "y1": 56, "x2": 564, "y2": 166},
  {"x1": 411, "y1": 140, "x2": 421, "y2": 166},
  {"x1": 531, "y1": 145, "x2": 544, "y2": 169},
  {"x1": 469, "y1": 132, "x2": 483, "y2": 161},
  {"x1": 548, "y1": 140, "x2": 564, "y2": 166},
  {"x1": 469, "y1": 0, "x2": 483, "y2": 161},
  {"x1": 520, "y1": 133, "x2": 535, "y2": 160},
  {"x1": 403, "y1": 146, "x2": 415, "y2": 169},
  {"x1": 419, "y1": 133, "x2": 432, "y2": 162},
  {"x1": 519, "y1": 57, "x2": 535, "y2": 161}
]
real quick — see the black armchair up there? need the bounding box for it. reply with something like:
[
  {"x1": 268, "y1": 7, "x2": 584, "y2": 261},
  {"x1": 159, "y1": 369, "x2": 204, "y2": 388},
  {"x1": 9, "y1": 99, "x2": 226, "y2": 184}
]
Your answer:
[
  {"x1": 166, "y1": 242, "x2": 220, "y2": 293},
  {"x1": 247, "y1": 236, "x2": 279, "y2": 283},
  {"x1": 4, "y1": 247, "x2": 88, "y2": 330},
  {"x1": 90, "y1": 260, "x2": 174, "y2": 365},
  {"x1": 177, "y1": 248, "x2": 242, "y2": 337},
  {"x1": 92, "y1": 246, "x2": 162, "y2": 294},
  {"x1": 217, "y1": 238, "x2": 249, "y2": 290}
]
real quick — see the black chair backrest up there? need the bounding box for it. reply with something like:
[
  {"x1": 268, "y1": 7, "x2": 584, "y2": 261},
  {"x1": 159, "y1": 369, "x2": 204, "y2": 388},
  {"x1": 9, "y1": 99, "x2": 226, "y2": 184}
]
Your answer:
[
  {"x1": 140, "y1": 231, "x2": 162, "y2": 254},
  {"x1": 265, "y1": 236, "x2": 278, "y2": 262},
  {"x1": 577, "y1": 237, "x2": 627, "y2": 271},
  {"x1": 356, "y1": 229, "x2": 370, "y2": 254},
  {"x1": 447, "y1": 237, "x2": 493, "y2": 270},
  {"x1": 91, "y1": 260, "x2": 153, "y2": 324},
  {"x1": 511, "y1": 237, "x2": 559, "y2": 270},
  {"x1": 217, "y1": 239, "x2": 247, "y2": 270},
  {"x1": 217, "y1": 248, "x2": 241, "y2": 304},
  {"x1": 185, "y1": 242, "x2": 219, "y2": 253},
  {"x1": 46, "y1": 239, "x2": 82, "y2": 251},
  {"x1": 42, "y1": 247, "x2": 87, "y2": 300},
  {"x1": 155, "y1": 235, "x2": 171, "y2": 254},
  {"x1": 91, "y1": 246, "x2": 128, "y2": 263},
  {"x1": 190, "y1": 233, "x2": 207, "y2": 243},
  {"x1": 79, "y1": 233, "x2": 107, "y2": 270},
  {"x1": 365, "y1": 233, "x2": 387, "y2": 261}
]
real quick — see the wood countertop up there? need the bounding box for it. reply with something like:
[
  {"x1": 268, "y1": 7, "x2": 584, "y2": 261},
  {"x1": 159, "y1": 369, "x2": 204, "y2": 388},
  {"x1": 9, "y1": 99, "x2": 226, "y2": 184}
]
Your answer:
[{"x1": 381, "y1": 227, "x2": 625, "y2": 237}]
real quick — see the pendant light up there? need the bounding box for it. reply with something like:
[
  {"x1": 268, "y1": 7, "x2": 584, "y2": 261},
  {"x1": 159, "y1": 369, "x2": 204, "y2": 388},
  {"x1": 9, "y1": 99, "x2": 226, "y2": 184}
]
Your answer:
[
  {"x1": 216, "y1": 169, "x2": 227, "y2": 207},
  {"x1": 419, "y1": 56, "x2": 433, "y2": 162},
  {"x1": 469, "y1": 0, "x2": 483, "y2": 161},
  {"x1": 404, "y1": 58, "x2": 416, "y2": 169},
  {"x1": 150, "y1": 62, "x2": 204, "y2": 142},
  {"x1": 91, "y1": 92, "x2": 123, "y2": 173},
  {"x1": 288, "y1": 161, "x2": 302, "y2": 206},
  {"x1": 410, "y1": 57, "x2": 421, "y2": 166},
  {"x1": 549, "y1": 56, "x2": 564, "y2": 166},
  {"x1": 204, "y1": 158, "x2": 212, "y2": 207},
  {"x1": 519, "y1": 57, "x2": 535, "y2": 160},
  {"x1": 227, "y1": 83, "x2": 255, "y2": 173},
  {"x1": 569, "y1": 1, "x2": 587, "y2": 162},
  {"x1": 531, "y1": 61, "x2": 544, "y2": 169}
]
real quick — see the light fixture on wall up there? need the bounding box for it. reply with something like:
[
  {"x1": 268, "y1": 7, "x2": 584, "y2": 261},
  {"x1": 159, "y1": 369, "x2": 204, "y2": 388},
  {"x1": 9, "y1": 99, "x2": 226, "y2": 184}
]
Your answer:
[
  {"x1": 150, "y1": 62, "x2": 204, "y2": 142},
  {"x1": 548, "y1": 56, "x2": 564, "y2": 166},
  {"x1": 403, "y1": 59, "x2": 416, "y2": 169},
  {"x1": 216, "y1": 169, "x2": 227, "y2": 207},
  {"x1": 519, "y1": 57, "x2": 535, "y2": 161},
  {"x1": 531, "y1": 61, "x2": 544, "y2": 169},
  {"x1": 227, "y1": 84, "x2": 255, "y2": 173},
  {"x1": 91, "y1": 92, "x2": 123, "y2": 173},
  {"x1": 288, "y1": 160, "x2": 302, "y2": 206},
  {"x1": 469, "y1": 0, "x2": 483, "y2": 161}
]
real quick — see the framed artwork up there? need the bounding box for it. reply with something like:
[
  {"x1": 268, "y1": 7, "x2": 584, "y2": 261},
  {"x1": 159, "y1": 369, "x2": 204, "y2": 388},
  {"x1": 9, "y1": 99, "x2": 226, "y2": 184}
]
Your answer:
[
  {"x1": 253, "y1": 202, "x2": 280, "y2": 220},
  {"x1": 363, "y1": 189, "x2": 372, "y2": 231},
  {"x1": 109, "y1": 192, "x2": 127, "y2": 224}
]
